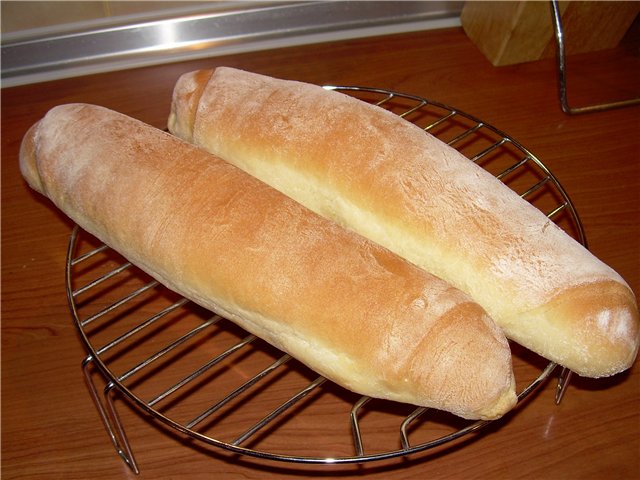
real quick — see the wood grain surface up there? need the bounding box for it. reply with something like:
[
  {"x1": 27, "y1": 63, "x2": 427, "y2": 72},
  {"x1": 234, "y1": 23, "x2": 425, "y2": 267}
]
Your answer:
[{"x1": 2, "y1": 27, "x2": 639, "y2": 480}]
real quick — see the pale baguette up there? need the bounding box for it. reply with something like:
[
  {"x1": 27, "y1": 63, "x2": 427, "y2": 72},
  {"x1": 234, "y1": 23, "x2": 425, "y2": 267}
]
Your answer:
[
  {"x1": 168, "y1": 67, "x2": 639, "y2": 378},
  {"x1": 20, "y1": 103, "x2": 517, "y2": 420}
]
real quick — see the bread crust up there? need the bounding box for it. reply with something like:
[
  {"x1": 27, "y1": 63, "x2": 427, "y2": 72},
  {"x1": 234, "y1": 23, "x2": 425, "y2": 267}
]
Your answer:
[
  {"x1": 20, "y1": 103, "x2": 517, "y2": 420},
  {"x1": 169, "y1": 67, "x2": 639, "y2": 378}
]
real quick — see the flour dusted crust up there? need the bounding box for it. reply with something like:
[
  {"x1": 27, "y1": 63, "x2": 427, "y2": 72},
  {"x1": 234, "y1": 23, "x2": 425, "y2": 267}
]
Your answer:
[
  {"x1": 169, "y1": 67, "x2": 640, "y2": 378},
  {"x1": 20, "y1": 103, "x2": 517, "y2": 420}
]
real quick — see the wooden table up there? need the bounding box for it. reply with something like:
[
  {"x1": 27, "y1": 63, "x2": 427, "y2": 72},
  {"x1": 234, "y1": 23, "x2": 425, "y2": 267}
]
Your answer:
[{"x1": 3, "y1": 27, "x2": 639, "y2": 479}]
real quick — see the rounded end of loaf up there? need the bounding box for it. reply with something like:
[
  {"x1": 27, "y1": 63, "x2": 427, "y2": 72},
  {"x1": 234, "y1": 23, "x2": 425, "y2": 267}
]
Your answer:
[
  {"x1": 404, "y1": 302, "x2": 517, "y2": 420},
  {"x1": 19, "y1": 120, "x2": 45, "y2": 194},
  {"x1": 168, "y1": 69, "x2": 213, "y2": 141},
  {"x1": 507, "y1": 280, "x2": 640, "y2": 378}
]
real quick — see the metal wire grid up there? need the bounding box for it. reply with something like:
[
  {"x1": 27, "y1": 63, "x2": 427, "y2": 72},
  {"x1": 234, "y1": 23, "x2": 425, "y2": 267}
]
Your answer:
[{"x1": 67, "y1": 87, "x2": 583, "y2": 473}]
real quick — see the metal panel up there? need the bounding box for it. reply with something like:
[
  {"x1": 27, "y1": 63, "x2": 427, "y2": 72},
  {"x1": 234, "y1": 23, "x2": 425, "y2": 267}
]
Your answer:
[{"x1": 1, "y1": 1, "x2": 463, "y2": 87}]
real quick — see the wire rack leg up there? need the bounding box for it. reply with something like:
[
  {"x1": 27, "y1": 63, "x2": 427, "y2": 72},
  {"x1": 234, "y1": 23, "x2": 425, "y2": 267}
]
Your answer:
[
  {"x1": 82, "y1": 356, "x2": 140, "y2": 474},
  {"x1": 550, "y1": 0, "x2": 640, "y2": 114},
  {"x1": 350, "y1": 396, "x2": 371, "y2": 456},
  {"x1": 555, "y1": 367, "x2": 573, "y2": 405}
]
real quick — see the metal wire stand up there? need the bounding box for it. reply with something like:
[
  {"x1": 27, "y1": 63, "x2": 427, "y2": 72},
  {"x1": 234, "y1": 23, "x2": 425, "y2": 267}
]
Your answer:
[
  {"x1": 550, "y1": 0, "x2": 640, "y2": 114},
  {"x1": 67, "y1": 87, "x2": 582, "y2": 473}
]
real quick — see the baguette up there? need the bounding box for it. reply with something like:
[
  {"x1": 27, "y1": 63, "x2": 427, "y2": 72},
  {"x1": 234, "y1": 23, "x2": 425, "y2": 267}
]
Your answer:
[
  {"x1": 20, "y1": 103, "x2": 517, "y2": 420},
  {"x1": 168, "y1": 67, "x2": 639, "y2": 378}
]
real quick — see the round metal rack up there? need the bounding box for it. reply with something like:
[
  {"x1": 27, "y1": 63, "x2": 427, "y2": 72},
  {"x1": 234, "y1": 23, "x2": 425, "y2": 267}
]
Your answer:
[{"x1": 66, "y1": 87, "x2": 584, "y2": 474}]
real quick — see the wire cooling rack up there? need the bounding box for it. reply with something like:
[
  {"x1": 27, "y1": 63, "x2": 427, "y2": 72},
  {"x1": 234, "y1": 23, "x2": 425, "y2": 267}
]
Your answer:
[{"x1": 66, "y1": 87, "x2": 584, "y2": 474}]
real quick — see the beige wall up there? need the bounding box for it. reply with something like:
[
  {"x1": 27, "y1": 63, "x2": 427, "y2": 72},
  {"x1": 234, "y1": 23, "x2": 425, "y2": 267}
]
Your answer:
[{"x1": 1, "y1": 1, "x2": 229, "y2": 36}]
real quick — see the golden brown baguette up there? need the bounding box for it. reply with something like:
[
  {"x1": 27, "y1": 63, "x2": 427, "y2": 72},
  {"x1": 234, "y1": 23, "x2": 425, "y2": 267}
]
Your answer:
[
  {"x1": 20, "y1": 103, "x2": 517, "y2": 420},
  {"x1": 168, "y1": 67, "x2": 639, "y2": 378}
]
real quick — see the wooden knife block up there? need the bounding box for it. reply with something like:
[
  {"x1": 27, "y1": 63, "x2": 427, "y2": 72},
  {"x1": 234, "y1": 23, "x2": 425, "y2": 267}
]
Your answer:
[{"x1": 461, "y1": 1, "x2": 640, "y2": 66}]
